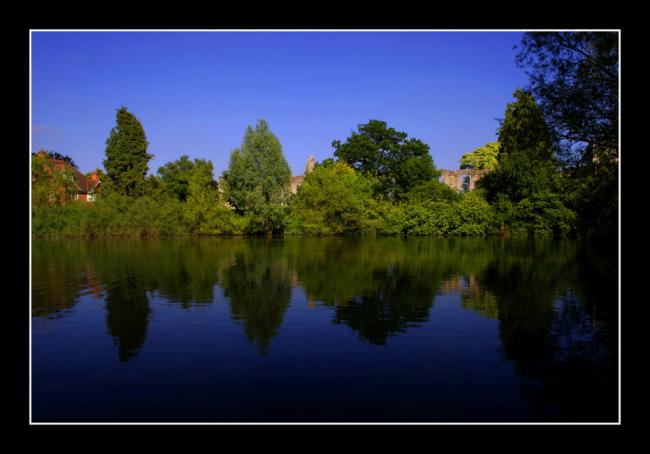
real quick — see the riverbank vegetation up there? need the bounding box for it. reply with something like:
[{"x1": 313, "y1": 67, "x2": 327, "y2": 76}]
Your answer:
[{"x1": 31, "y1": 32, "x2": 618, "y2": 240}]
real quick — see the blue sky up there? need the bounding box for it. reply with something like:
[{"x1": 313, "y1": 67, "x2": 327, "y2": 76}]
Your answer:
[{"x1": 31, "y1": 31, "x2": 528, "y2": 176}]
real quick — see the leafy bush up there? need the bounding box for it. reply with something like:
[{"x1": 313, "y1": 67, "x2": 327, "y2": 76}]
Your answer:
[
  {"x1": 512, "y1": 191, "x2": 576, "y2": 237},
  {"x1": 455, "y1": 191, "x2": 497, "y2": 236},
  {"x1": 402, "y1": 202, "x2": 460, "y2": 235},
  {"x1": 286, "y1": 161, "x2": 375, "y2": 235}
]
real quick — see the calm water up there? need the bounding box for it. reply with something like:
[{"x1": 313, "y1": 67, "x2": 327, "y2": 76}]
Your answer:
[{"x1": 31, "y1": 237, "x2": 618, "y2": 422}]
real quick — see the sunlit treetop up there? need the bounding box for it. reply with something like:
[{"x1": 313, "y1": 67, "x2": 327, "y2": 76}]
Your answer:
[{"x1": 459, "y1": 142, "x2": 500, "y2": 170}]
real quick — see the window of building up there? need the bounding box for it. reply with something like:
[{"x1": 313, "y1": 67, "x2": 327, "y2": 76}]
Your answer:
[{"x1": 461, "y1": 174, "x2": 471, "y2": 193}]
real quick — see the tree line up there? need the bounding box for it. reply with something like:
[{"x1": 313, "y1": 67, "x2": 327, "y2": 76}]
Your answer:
[{"x1": 31, "y1": 32, "x2": 618, "y2": 240}]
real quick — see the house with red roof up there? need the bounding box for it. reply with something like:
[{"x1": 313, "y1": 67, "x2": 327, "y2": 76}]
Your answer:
[{"x1": 36, "y1": 149, "x2": 101, "y2": 202}]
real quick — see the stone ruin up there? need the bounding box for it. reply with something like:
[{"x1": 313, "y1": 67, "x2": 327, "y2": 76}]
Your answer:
[
  {"x1": 290, "y1": 155, "x2": 316, "y2": 194},
  {"x1": 305, "y1": 155, "x2": 316, "y2": 174},
  {"x1": 439, "y1": 169, "x2": 490, "y2": 192}
]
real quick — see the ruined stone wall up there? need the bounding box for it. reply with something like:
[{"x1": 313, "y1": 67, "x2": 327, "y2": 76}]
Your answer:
[
  {"x1": 290, "y1": 175, "x2": 305, "y2": 194},
  {"x1": 440, "y1": 169, "x2": 490, "y2": 192},
  {"x1": 289, "y1": 155, "x2": 316, "y2": 194}
]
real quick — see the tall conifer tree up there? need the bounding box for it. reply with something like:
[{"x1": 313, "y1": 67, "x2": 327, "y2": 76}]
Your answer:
[
  {"x1": 103, "y1": 106, "x2": 152, "y2": 196},
  {"x1": 478, "y1": 89, "x2": 575, "y2": 236}
]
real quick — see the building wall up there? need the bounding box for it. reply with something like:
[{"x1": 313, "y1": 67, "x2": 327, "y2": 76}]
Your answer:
[
  {"x1": 289, "y1": 156, "x2": 315, "y2": 194},
  {"x1": 290, "y1": 175, "x2": 305, "y2": 194},
  {"x1": 440, "y1": 169, "x2": 490, "y2": 192}
]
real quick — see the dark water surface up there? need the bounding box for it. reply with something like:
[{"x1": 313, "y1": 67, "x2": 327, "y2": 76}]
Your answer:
[{"x1": 31, "y1": 238, "x2": 618, "y2": 422}]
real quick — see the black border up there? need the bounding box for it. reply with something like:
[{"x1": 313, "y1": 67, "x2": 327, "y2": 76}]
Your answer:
[{"x1": 13, "y1": 13, "x2": 634, "y2": 442}]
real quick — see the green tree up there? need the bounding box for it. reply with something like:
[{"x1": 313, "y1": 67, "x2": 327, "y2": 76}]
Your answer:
[
  {"x1": 516, "y1": 32, "x2": 618, "y2": 238},
  {"x1": 158, "y1": 155, "x2": 196, "y2": 201},
  {"x1": 332, "y1": 120, "x2": 436, "y2": 200},
  {"x1": 182, "y1": 159, "x2": 223, "y2": 233},
  {"x1": 31, "y1": 153, "x2": 78, "y2": 207},
  {"x1": 563, "y1": 156, "x2": 617, "y2": 237},
  {"x1": 479, "y1": 89, "x2": 574, "y2": 236},
  {"x1": 286, "y1": 161, "x2": 376, "y2": 235},
  {"x1": 141, "y1": 174, "x2": 166, "y2": 200},
  {"x1": 460, "y1": 142, "x2": 500, "y2": 170},
  {"x1": 103, "y1": 106, "x2": 152, "y2": 196},
  {"x1": 406, "y1": 177, "x2": 460, "y2": 204},
  {"x1": 516, "y1": 32, "x2": 618, "y2": 161},
  {"x1": 455, "y1": 191, "x2": 497, "y2": 236},
  {"x1": 32, "y1": 150, "x2": 78, "y2": 169},
  {"x1": 156, "y1": 155, "x2": 220, "y2": 224},
  {"x1": 222, "y1": 119, "x2": 291, "y2": 236}
]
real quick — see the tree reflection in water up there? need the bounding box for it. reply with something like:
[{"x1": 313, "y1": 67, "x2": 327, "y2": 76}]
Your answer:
[
  {"x1": 220, "y1": 240, "x2": 292, "y2": 355},
  {"x1": 286, "y1": 238, "x2": 494, "y2": 344},
  {"x1": 32, "y1": 237, "x2": 617, "y2": 420},
  {"x1": 104, "y1": 274, "x2": 150, "y2": 362},
  {"x1": 475, "y1": 239, "x2": 618, "y2": 421}
]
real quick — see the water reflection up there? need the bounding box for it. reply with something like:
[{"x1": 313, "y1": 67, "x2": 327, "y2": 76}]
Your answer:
[
  {"x1": 220, "y1": 241, "x2": 292, "y2": 354},
  {"x1": 32, "y1": 241, "x2": 100, "y2": 316},
  {"x1": 473, "y1": 240, "x2": 618, "y2": 421},
  {"x1": 440, "y1": 274, "x2": 499, "y2": 319},
  {"x1": 286, "y1": 239, "x2": 441, "y2": 344},
  {"x1": 104, "y1": 274, "x2": 151, "y2": 362},
  {"x1": 32, "y1": 237, "x2": 617, "y2": 420}
]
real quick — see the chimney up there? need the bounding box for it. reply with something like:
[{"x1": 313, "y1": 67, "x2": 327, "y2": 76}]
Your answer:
[
  {"x1": 38, "y1": 149, "x2": 46, "y2": 157},
  {"x1": 90, "y1": 171, "x2": 99, "y2": 182}
]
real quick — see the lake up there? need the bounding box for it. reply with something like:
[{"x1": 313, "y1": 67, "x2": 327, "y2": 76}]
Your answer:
[{"x1": 31, "y1": 237, "x2": 618, "y2": 423}]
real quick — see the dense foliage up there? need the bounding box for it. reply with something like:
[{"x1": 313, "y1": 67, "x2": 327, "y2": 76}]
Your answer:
[
  {"x1": 286, "y1": 161, "x2": 376, "y2": 235},
  {"x1": 479, "y1": 89, "x2": 575, "y2": 237},
  {"x1": 516, "y1": 32, "x2": 618, "y2": 238},
  {"x1": 332, "y1": 120, "x2": 436, "y2": 201},
  {"x1": 31, "y1": 153, "x2": 78, "y2": 206},
  {"x1": 158, "y1": 155, "x2": 197, "y2": 202}
]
